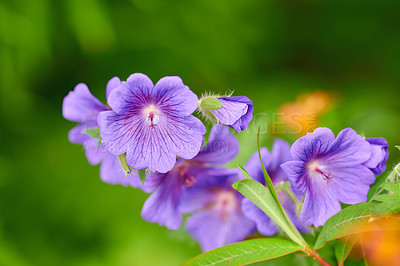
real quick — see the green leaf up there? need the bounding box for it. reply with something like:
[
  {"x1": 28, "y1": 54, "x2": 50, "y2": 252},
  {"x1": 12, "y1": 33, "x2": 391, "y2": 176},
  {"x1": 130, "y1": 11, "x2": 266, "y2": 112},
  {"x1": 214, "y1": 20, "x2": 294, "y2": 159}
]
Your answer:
[
  {"x1": 199, "y1": 97, "x2": 222, "y2": 111},
  {"x1": 233, "y1": 179, "x2": 305, "y2": 247},
  {"x1": 372, "y1": 182, "x2": 400, "y2": 213},
  {"x1": 82, "y1": 127, "x2": 101, "y2": 141},
  {"x1": 314, "y1": 202, "x2": 375, "y2": 249},
  {"x1": 238, "y1": 164, "x2": 252, "y2": 180},
  {"x1": 206, "y1": 111, "x2": 220, "y2": 123},
  {"x1": 395, "y1": 145, "x2": 400, "y2": 151},
  {"x1": 138, "y1": 169, "x2": 146, "y2": 185},
  {"x1": 118, "y1": 154, "x2": 133, "y2": 176},
  {"x1": 334, "y1": 236, "x2": 357, "y2": 266},
  {"x1": 257, "y1": 127, "x2": 279, "y2": 204},
  {"x1": 182, "y1": 238, "x2": 302, "y2": 266},
  {"x1": 255, "y1": 127, "x2": 305, "y2": 245}
]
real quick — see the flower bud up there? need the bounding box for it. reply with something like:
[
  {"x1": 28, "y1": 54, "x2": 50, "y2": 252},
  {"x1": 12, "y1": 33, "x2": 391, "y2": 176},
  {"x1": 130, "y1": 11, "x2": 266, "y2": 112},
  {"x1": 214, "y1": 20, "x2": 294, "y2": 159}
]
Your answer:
[{"x1": 199, "y1": 96, "x2": 223, "y2": 111}]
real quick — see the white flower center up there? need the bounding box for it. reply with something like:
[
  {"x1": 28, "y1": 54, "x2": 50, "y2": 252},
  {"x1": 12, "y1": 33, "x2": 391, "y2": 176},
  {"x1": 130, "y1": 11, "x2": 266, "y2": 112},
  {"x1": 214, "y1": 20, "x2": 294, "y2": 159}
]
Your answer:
[
  {"x1": 143, "y1": 105, "x2": 160, "y2": 128},
  {"x1": 307, "y1": 160, "x2": 333, "y2": 183}
]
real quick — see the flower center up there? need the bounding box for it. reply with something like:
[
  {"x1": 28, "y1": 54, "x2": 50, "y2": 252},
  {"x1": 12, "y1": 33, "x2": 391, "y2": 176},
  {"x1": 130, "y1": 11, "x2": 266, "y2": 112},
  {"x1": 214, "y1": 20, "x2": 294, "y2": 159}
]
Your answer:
[
  {"x1": 143, "y1": 105, "x2": 160, "y2": 129},
  {"x1": 308, "y1": 161, "x2": 333, "y2": 183},
  {"x1": 214, "y1": 189, "x2": 238, "y2": 219},
  {"x1": 176, "y1": 162, "x2": 196, "y2": 187}
]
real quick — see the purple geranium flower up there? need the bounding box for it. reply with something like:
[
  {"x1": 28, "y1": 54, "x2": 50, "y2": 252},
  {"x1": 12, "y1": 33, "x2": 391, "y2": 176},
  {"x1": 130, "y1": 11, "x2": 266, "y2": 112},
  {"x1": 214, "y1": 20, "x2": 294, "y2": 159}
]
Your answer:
[
  {"x1": 241, "y1": 139, "x2": 308, "y2": 236},
  {"x1": 141, "y1": 125, "x2": 239, "y2": 229},
  {"x1": 281, "y1": 127, "x2": 376, "y2": 227},
  {"x1": 180, "y1": 171, "x2": 256, "y2": 251},
  {"x1": 210, "y1": 96, "x2": 253, "y2": 133},
  {"x1": 97, "y1": 73, "x2": 206, "y2": 173},
  {"x1": 363, "y1": 138, "x2": 389, "y2": 175},
  {"x1": 62, "y1": 78, "x2": 142, "y2": 188}
]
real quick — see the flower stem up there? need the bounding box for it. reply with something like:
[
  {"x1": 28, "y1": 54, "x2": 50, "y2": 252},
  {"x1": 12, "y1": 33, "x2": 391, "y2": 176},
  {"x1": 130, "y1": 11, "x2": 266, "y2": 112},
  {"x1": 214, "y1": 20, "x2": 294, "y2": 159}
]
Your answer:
[{"x1": 303, "y1": 248, "x2": 332, "y2": 266}]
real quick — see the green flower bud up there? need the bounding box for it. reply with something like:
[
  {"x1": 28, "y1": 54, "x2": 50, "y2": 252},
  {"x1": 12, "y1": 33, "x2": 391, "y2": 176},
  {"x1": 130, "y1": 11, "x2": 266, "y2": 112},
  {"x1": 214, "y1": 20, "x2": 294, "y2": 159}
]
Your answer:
[{"x1": 199, "y1": 97, "x2": 222, "y2": 111}]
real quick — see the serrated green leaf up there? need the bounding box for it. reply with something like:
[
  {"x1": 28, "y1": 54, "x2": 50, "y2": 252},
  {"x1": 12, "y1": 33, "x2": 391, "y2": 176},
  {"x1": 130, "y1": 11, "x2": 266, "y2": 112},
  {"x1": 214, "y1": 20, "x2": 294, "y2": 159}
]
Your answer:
[
  {"x1": 138, "y1": 169, "x2": 146, "y2": 185},
  {"x1": 372, "y1": 182, "x2": 400, "y2": 213},
  {"x1": 199, "y1": 97, "x2": 222, "y2": 111},
  {"x1": 82, "y1": 127, "x2": 101, "y2": 140},
  {"x1": 233, "y1": 179, "x2": 305, "y2": 247},
  {"x1": 238, "y1": 164, "x2": 252, "y2": 180},
  {"x1": 314, "y1": 202, "x2": 375, "y2": 249},
  {"x1": 182, "y1": 238, "x2": 302, "y2": 266}
]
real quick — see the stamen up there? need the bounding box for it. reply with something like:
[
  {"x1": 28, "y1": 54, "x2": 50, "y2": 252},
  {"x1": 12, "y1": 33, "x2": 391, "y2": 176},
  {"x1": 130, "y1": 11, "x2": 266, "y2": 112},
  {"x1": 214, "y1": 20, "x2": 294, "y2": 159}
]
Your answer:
[
  {"x1": 143, "y1": 105, "x2": 160, "y2": 129},
  {"x1": 308, "y1": 161, "x2": 334, "y2": 183},
  {"x1": 314, "y1": 167, "x2": 333, "y2": 183}
]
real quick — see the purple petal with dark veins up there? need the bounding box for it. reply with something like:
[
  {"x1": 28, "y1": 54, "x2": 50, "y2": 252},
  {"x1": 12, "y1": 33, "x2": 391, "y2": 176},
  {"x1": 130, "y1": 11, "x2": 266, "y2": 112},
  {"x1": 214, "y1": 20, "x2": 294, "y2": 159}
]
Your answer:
[
  {"x1": 62, "y1": 83, "x2": 107, "y2": 124},
  {"x1": 191, "y1": 124, "x2": 239, "y2": 165}
]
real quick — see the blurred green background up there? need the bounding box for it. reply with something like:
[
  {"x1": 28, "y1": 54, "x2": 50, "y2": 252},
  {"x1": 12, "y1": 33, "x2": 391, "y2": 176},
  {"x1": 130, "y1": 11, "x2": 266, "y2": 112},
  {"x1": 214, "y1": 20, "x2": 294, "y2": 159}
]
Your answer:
[{"x1": 1, "y1": 0, "x2": 400, "y2": 265}]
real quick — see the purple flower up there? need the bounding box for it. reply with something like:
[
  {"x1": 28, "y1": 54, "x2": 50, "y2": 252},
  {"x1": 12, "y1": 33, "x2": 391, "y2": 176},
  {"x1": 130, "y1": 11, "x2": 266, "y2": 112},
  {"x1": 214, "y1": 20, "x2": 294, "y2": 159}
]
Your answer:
[
  {"x1": 281, "y1": 128, "x2": 375, "y2": 227},
  {"x1": 62, "y1": 82, "x2": 108, "y2": 165},
  {"x1": 241, "y1": 139, "x2": 308, "y2": 236},
  {"x1": 180, "y1": 171, "x2": 256, "y2": 251},
  {"x1": 141, "y1": 125, "x2": 239, "y2": 229},
  {"x1": 363, "y1": 138, "x2": 389, "y2": 175},
  {"x1": 97, "y1": 73, "x2": 206, "y2": 173},
  {"x1": 210, "y1": 96, "x2": 253, "y2": 133},
  {"x1": 62, "y1": 78, "x2": 142, "y2": 188}
]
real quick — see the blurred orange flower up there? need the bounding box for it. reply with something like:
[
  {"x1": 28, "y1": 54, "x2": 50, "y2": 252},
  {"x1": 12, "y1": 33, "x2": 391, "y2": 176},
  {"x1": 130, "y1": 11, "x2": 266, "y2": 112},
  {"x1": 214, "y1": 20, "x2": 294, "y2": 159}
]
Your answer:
[
  {"x1": 348, "y1": 215, "x2": 400, "y2": 266},
  {"x1": 278, "y1": 90, "x2": 334, "y2": 136}
]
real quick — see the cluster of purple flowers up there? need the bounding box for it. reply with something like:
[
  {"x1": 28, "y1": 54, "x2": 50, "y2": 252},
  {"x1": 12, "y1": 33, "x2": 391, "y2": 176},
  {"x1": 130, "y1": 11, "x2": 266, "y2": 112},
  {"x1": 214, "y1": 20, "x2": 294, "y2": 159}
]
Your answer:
[{"x1": 63, "y1": 73, "x2": 389, "y2": 251}]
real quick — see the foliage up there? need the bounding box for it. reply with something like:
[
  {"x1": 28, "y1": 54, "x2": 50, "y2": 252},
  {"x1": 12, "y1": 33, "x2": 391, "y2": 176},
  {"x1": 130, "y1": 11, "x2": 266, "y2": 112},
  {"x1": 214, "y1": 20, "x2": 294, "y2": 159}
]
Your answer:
[
  {"x1": 183, "y1": 238, "x2": 302, "y2": 266},
  {"x1": 372, "y1": 182, "x2": 400, "y2": 214},
  {"x1": 1, "y1": 0, "x2": 400, "y2": 265}
]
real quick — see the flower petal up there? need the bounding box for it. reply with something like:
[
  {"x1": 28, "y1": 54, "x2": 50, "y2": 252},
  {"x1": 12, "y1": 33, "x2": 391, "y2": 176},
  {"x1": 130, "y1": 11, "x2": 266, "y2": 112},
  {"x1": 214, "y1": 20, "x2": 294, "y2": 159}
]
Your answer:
[
  {"x1": 68, "y1": 124, "x2": 104, "y2": 165},
  {"x1": 326, "y1": 165, "x2": 375, "y2": 204},
  {"x1": 154, "y1": 76, "x2": 199, "y2": 116},
  {"x1": 106, "y1": 76, "x2": 121, "y2": 99},
  {"x1": 224, "y1": 96, "x2": 254, "y2": 133},
  {"x1": 300, "y1": 182, "x2": 342, "y2": 227},
  {"x1": 179, "y1": 166, "x2": 239, "y2": 213},
  {"x1": 100, "y1": 153, "x2": 143, "y2": 189},
  {"x1": 280, "y1": 161, "x2": 308, "y2": 195},
  {"x1": 98, "y1": 108, "x2": 205, "y2": 173},
  {"x1": 243, "y1": 148, "x2": 271, "y2": 185},
  {"x1": 107, "y1": 73, "x2": 154, "y2": 114},
  {"x1": 185, "y1": 208, "x2": 256, "y2": 251},
  {"x1": 269, "y1": 139, "x2": 292, "y2": 183},
  {"x1": 291, "y1": 127, "x2": 335, "y2": 162},
  {"x1": 62, "y1": 83, "x2": 107, "y2": 124},
  {"x1": 323, "y1": 128, "x2": 371, "y2": 167},
  {"x1": 210, "y1": 98, "x2": 248, "y2": 126},
  {"x1": 280, "y1": 192, "x2": 309, "y2": 233},
  {"x1": 141, "y1": 171, "x2": 183, "y2": 229},
  {"x1": 242, "y1": 198, "x2": 278, "y2": 236},
  {"x1": 191, "y1": 125, "x2": 239, "y2": 165},
  {"x1": 363, "y1": 138, "x2": 389, "y2": 175}
]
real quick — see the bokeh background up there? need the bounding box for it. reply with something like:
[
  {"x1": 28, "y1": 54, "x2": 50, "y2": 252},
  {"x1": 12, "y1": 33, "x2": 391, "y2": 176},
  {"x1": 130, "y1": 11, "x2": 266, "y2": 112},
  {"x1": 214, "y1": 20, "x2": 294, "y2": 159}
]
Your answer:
[{"x1": 1, "y1": 0, "x2": 400, "y2": 265}]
